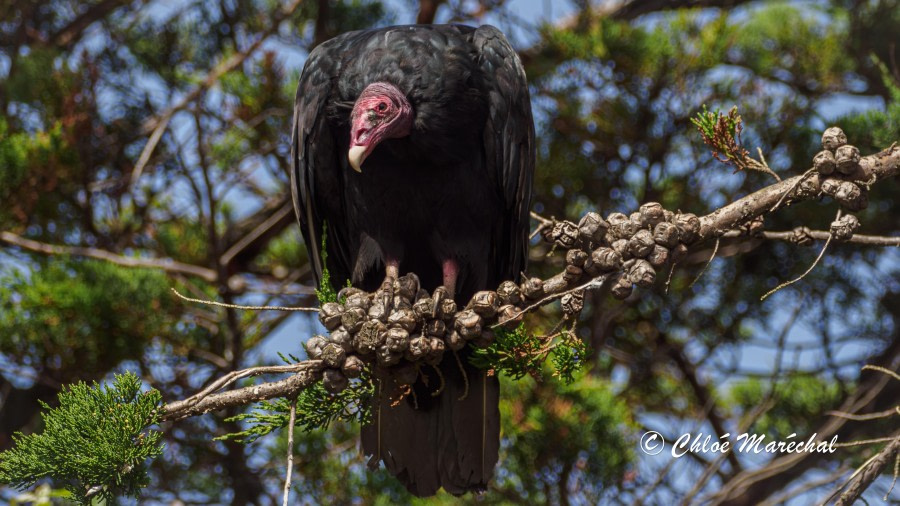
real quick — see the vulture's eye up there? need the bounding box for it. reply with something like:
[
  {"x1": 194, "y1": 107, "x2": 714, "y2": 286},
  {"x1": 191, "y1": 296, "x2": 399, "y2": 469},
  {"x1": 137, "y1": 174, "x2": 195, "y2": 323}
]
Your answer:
[{"x1": 376, "y1": 102, "x2": 388, "y2": 112}]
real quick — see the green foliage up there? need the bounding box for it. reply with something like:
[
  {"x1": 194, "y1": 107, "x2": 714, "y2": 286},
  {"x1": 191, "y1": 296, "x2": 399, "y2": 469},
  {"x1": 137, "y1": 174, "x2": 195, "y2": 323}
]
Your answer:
[
  {"x1": 471, "y1": 324, "x2": 591, "y2": 384},
  {"x1": 0, "y1": 372, "x2": 164, "y2": 505},
  {"x1": 691, "y1": 105, "x2": 747, "y2": 164},
  {"x1": 217, "y1": 376, "x2": 374, "y2": 444},
  {"x1": 550, "y1": 332, "x2": 591, "y2": 384},
  {"x1": 315, "y1": 223, "x2": 338, "y2": 304},
  {"x1": 729, "y1": 375, "x2": 843, "y2": 439},
  {"x1": 0, "y1": 260, "x2": 181, "y2": 379},
  {"x1": 837, "y1": 57, "x2": 900, "y2": 153},
  {"x1": 497, "y1": 374, "x2": 633, "y2": 502}
]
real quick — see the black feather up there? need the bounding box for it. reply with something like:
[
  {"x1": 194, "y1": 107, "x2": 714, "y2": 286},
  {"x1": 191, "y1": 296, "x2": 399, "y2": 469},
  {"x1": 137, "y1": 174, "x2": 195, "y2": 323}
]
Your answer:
[{"x1": 291, "y1": 24, "x2": 534, "y2": 496}]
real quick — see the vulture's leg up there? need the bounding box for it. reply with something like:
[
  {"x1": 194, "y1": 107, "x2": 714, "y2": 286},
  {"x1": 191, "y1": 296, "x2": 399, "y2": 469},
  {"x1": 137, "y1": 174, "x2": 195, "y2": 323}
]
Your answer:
[
  {"x1": 384, "y1": 258, "x2": 400, "y2": 282},
  {"x1": 374, "y1": 258, "x2": 400, "y2": 309},
  {"x1": 441, "y1": 258, "x2": 459, "y2": 298},
  {"x1": 430, "y1": 259, "x2": 458, "y2": 318}
]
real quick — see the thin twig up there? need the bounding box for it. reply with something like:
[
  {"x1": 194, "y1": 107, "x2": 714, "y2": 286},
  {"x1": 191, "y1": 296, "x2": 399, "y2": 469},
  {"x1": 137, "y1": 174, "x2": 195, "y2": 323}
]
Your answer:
[
  {"x1": 770, "y1": 167, "x2": 815, "y2": 213},
  {"x1": 171, "y1": 288, "x2": 318, "y2": 312},
  {"x1": 834, "y1": 436, "x2": 899, "y2": 447},
  {"x1": 179, "y1": 363, "x2": 316, "y2": 410},
  {"x1": 493, "y1": 274, "x2": 610, "y2": 328},
  {"x1": 1, "y1": 231, "x2": 218, "y2": 282},
  {"x1": 722, "y1": 228, "x2": 900, "y2": 246},
  {"x1": 689, "y1": 237, "x2": 719, "y2": 288},
  {"x1": 529, "y1": 211, "x2": 555, "y2": 240},
  {"x1": 862, "y1": 364, "x2": 900, "y2": 381},
  {"x1": 282, "y1": 397, "x2": 297, "y2": 506},
  {"x1": 761, "y1": 210, "x2": 839, "y2": 301},
  {"x1": 826, "y1": 408, "x2": 898, "y2": 421}
]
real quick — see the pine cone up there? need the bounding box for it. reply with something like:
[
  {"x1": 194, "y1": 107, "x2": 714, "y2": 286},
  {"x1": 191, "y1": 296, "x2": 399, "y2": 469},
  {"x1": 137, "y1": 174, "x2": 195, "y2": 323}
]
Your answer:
[
  {"x1": 628, "y1": 259, "x2": 656, "y2": 288},
  {"x1": 424, "y1": 319, "x2": 447, "y2": 337},
  {"x1": 446, "y1": 330, "x2": 466, "y2": 351},
  {"x1": 320, "y1": 342, "x2": 346, "y2": 368},
  {"x1": 833, "y1": 181, "x2": 868, "y2": 211},
  {"x1": 591, "y1": 247, "x2": 623, "y2": 272},
  {"x1": 472, "y1": 329, "x2": 495, "y2": 348},
  {"x1": 319, "y1": 302, "x2": 344, "y2": 330},
  {"x1": 305, "y1": 335, "x2": 327, "y2": 360},
  {"x1": 627, "y1": 229, "x2": 655, "y2": 258},
  {"x1": 470, "y1": 291, "x2": 500, "y2": 317},
  {"x1": 611, "y1": 276, "x2": 633, "y2": 299},
  {"x1": 388, "y1": 307, "x2": 418, "y2": 332},
  {"x1": 368, "y1": 301, "x2": 391, "y2": 322},
  {"x1": 611, "y1": 239, "x2": 629, "y2": 258},
  {"x1": 497, "y1": 280, "x2": 522, "y2": 306},
  {"x1": 330, "y1": 328, "x2": 353, "y2": 352},
  {"x1": 639, "y1": 202, "x2": 666, "y2": 227},
  {"x1": 561, "y1": 291, "x2": 584, "y2": 316},
  {"x1": 821, "y1": 127, "x2": 847, "y2": 151},
  {"x1": 578, "y1": 212, "x2": 608, "y2": 243},
  {"x1": 670, "y1": 243, "x2": 688, "y2": 263},
  {"x1": 354, "y1": 320, "x2": 386, "y2": 355},
  {"x1": 341, "y1": 355, "x2": 365, "y2": 379},
  {"x1": 834, "y1": 145, "x2": 860, "y2": 175},
  {"x1": 813, "y1": 150, "x2": 836, "y2": 176},
  {"x1": 341, "y1": 307, "x2": 367, "y2": 333},
  {"x1": 426, "y1": 337, "x2": 445, "y2": 365},
  {"x1": 521, "y1": 277, "x2": 544, "y2": 300},
  {"x1": 394, "y1": 273, "x2": 420, "y2": 301},
  {"x1": 497, "y1": 304, "x2": 523, "y2": 329},
  {"x1": 413, "y1": 297, "x2": 435, "y2": 320},
  {"x1": 830, "y1": 214, "x2": 860, "y2": 241},
  {"x1": 343, "y1": 291, "x2": 370, "y2": 311},
  {"x1": 647, "y1": 245, "x2": 669, "y2": 267},
  {"x1": 454, "y1": 309, "x2": 483, "y2": 340},
  {"x1": 377, "y1": 345, "x2": 402, "y2": 366},
  {"x1": 566, "y1": 249, "x2": 589, "y2": 268},
  {"x1": 673, "y1": 213, "x2": 701, "y2": 244},
  {"x1": 323, "y1": 369, "x2": 349, "y2": 394},
  {"x1": 406, "y1": 335, "x2": 431, "y2": 360},
  {"x1": 653, "y1": 222, "x2": 680, "y2": 248},
  {"x1": 385, "y1": 327, "x2": 410, "y2": 352},
  {"x1": 547, "y1": 220, "x2": 580, "y2": 248}
]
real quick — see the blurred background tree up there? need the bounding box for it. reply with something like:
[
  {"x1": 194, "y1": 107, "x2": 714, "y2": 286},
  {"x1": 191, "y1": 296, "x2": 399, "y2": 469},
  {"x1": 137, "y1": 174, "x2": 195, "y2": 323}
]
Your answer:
[{"x1": 0, "y1": 0, "x2": 897, "y2": 504}]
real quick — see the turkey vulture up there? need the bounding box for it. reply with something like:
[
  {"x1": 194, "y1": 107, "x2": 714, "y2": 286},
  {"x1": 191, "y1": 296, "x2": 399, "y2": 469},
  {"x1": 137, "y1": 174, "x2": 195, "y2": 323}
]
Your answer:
[{"x1": 290, "y1": 24, "x2": 534, "y2": 496}]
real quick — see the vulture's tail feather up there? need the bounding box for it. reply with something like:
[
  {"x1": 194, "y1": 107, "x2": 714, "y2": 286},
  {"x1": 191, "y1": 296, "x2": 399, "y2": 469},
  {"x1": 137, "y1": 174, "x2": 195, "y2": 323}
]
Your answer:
[{"x1": 361, "y1": 351, "x2": 500, "y2": 497}]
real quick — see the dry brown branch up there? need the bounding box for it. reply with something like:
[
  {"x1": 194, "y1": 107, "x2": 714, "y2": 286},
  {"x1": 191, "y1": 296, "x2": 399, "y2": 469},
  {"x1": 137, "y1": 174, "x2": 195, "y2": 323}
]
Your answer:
[
  {"x1": 723, "y1": 228, "x2": 900, "y2": 246},
  {"x1": 832, "y1": 430, "x2": 900, "y2": 506},
  {"x1": 282, "y1": 397, "x2": 297, "y2": 506},
  {"x1": 0, "y1": 231, "x2": 218, "y2": 282},
  {"x1": 698, "y1": 144, "x2": 900, "y2": 239},
  {"x1": 156, "y1": 140, "x2": 900, "y2": 431},
  {"x1": 170, "y1": 288, "x2": 318, "y2": 312},
  {"x1": 129, "y1": 0, "x2": 304, "y2": 188},
  {"x1": 160, "y1": 361, "x2": 322, "y2": 422}
]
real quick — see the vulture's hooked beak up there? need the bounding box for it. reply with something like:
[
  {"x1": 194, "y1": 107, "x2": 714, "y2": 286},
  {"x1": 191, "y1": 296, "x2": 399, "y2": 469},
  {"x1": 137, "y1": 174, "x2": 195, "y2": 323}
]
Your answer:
[{"x1": 348, "y1": 145, "x2": 367, "y2": 173}]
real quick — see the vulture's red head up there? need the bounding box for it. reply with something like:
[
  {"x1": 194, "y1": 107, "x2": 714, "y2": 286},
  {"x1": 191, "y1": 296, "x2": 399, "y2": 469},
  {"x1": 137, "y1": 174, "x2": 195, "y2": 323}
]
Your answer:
[{"x1": 348, "y1": 82, "x2": 413, "y2": 172}]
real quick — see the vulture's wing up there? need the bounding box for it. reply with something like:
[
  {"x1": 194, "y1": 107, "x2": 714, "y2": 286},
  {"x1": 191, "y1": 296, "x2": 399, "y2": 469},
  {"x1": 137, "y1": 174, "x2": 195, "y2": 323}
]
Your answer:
[
  {"x1": 474, "y1": 25, "x2": 535, "y2": 283},
  {"x1": 290, "y1": 37, "x2": 355, "y2": 287}
]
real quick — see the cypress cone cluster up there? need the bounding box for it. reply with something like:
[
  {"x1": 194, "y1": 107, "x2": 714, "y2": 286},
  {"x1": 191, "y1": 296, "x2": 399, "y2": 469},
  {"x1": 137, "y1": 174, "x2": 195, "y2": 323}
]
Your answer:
[
  {"x1": 309, "y1": 205, "x2": 704, "y2": 393},
  {"x1": 814, "y1": 126, "x2": 869, "y2": 214},
  {"x1": 309, "y1": 127, "x2": 869, "y2": 392}
]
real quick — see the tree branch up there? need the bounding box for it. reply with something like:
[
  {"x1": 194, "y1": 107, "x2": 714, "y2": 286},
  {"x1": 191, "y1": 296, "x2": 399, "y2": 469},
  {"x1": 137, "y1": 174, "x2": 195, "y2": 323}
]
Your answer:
[
  {"x1": 0, "y1": 231, "x2": 218, "y2": 283},
  {"x1": 834, "y1": 430, "x2": 900, "y2": 506},
  {"x1": 160, "y1": 361, "x2": 323, "y2": 423},
  {"x1": 129, "y1": 0, "x2": 304, "y2": 188}
]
